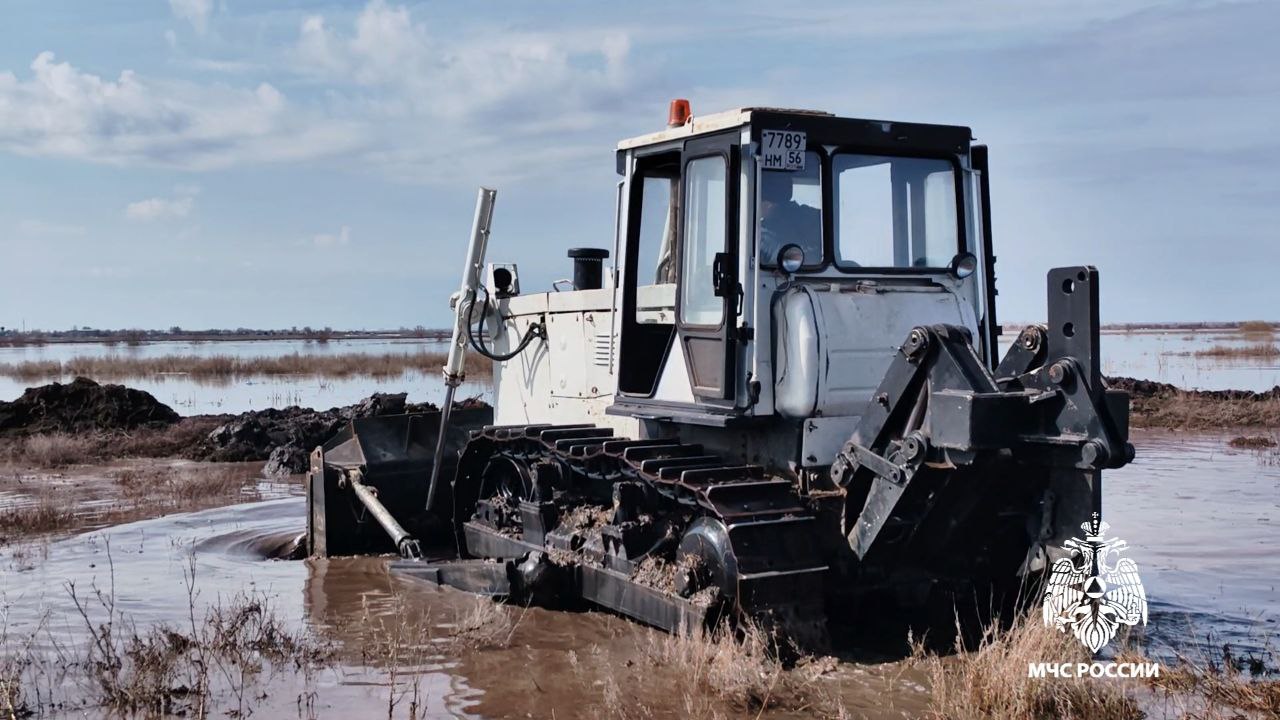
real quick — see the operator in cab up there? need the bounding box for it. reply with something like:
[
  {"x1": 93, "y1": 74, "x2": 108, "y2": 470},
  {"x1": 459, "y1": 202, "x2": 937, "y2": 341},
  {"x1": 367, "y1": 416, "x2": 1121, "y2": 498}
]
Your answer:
[{"x1": 760, "y1": 165, "x2": 822, "y2": 267}]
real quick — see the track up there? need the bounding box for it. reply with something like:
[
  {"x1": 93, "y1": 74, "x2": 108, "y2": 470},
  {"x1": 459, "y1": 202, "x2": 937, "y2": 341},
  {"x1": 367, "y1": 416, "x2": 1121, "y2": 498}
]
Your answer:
[{"x1": 452, "y1": 423, "x2": 830, "y2": 649}]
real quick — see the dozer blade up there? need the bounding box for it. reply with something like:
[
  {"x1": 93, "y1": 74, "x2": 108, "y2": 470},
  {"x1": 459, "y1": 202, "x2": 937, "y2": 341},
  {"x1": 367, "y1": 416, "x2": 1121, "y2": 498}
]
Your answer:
[{"x1": 307, "y1": 407, "x2": 493, "y2": 557}]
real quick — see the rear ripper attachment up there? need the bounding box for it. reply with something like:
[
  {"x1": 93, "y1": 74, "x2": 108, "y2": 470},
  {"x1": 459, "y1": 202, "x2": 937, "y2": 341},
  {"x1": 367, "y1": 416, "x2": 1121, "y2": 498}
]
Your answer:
[{"x1": 394, "y1": 424, "x2": 831, "y2": 650}]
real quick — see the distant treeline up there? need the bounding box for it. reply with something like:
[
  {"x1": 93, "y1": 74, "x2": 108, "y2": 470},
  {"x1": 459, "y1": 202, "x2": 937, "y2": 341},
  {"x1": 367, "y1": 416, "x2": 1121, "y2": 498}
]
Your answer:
[{"x1": 0, "y1": 326, "x2": 451, "y2": 347}]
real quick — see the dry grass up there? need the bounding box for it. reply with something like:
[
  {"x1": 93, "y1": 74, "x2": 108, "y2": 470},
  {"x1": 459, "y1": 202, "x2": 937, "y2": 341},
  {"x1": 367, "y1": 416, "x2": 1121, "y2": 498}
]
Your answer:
[
  {"x1": 0, "y1": 463, "x2": 260, "y2": 546},
  {"x1": 448, "y1": 596, "x2": 516, "y2": 650},
  {"x1": 639, "y1": 621, "x2": 843, "y2": 717},
  {"x1": 0, "y1": 498, "x2": 76, "y2": 541},
  {"x1": 0, "y1": 351, "x2": 491, "y2": 382},
  {"x1": 0, "y1": 433, "x2": 99, "y2": 468},
  {"x1": 910, "y1": 618, "x2": 1142, "y2": 720},
  {"x1": 1, "y1": 554, "x2": 331, "y2": 718},
  {"x1": 1237, "y1": 321, "x2": 1276, "y2": 342},
  {"x1": 1194, "y1": 343, "x2": 1280, "y2": 359},
  {"x1": 1230, "y1": 435, "x2": 1278, "y2": 449},
  {"x1": 1130, "y1": 392, "x2": 1280, "y2": 430},
  {"x1": 0, "y1": 417, "x2": 223, "y2": 467},
  {"x1": 1238, "y1": 321, "x2": 1275, "y2": 333}
]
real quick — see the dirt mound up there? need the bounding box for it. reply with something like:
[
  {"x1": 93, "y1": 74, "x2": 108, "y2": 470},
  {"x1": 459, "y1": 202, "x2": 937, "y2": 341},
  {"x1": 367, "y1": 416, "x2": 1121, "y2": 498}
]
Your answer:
[
  {"x1": 1106, "y1": 375, "x2": 1280, "y2": 402},
  {"x1": 0, "y1": 377, "x2": 180, "y2": 435},
  {"x1": 1106, "y1": 376, "x2": 1280, "y2": 429},
  {"x1": 191, "y1": 392, "x2": 456, "y2": 476}
]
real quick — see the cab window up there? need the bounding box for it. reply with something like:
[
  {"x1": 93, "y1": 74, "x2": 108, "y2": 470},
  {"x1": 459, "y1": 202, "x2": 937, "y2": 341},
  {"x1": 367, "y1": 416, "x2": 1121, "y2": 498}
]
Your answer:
[
  {"x1": 759, "y1": 150, "x2": 821, "y2": 267},
  {"x1": 834, "y1": 154, "x2": 958, "y2": 268}
]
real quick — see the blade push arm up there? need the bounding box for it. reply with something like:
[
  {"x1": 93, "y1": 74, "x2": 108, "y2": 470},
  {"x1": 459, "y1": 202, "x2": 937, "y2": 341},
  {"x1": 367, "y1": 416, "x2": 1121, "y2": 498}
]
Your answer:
[{"x1": 830, "y1": 267, "x2": 1133, "y2": 560}]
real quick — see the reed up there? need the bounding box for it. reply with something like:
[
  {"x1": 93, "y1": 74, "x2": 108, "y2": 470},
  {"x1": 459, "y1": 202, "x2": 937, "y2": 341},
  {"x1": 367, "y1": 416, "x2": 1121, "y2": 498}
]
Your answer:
[
  {"x1": 0, "y1": 351, "x2": 492, "y2": 382},
  {"x1": 1195, "y1": 343, "x2": 1280, "y2": 359}
]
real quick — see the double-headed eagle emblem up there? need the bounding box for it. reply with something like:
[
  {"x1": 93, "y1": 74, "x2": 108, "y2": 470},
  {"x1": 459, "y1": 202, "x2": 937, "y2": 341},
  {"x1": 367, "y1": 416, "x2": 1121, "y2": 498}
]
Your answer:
[{"x1": 1042, "y1": 513, "x2": 1147, "y2": 652}]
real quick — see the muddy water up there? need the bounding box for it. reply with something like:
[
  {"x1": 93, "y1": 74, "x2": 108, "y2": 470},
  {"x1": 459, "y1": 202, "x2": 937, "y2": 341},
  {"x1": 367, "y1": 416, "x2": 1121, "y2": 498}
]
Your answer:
[
  {"x1": 1, "y1": 428, "x2": 1275, "y2": 717},
  {"x1": 0, "y1": 499, "x2": 932, "y2": 718}
]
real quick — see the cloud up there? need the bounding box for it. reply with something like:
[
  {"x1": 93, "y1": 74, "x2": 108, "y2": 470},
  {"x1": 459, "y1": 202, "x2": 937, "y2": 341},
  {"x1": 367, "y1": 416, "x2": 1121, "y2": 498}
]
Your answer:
[
  {"x1": 289, "y1": 0, "x2": 636, "y2": 181},
  {"x1": 311, "y1": 225, "x2": 351, "y2": 247},
  {"x1": 169, "y1": 0, "x2": 214, "y2": 34},
  {"x1": 0, "y1": 52, "x2": 365, "y2": 170},
  {"x1": 125, "y1": 186, "x2": 198, "y2": 221}
]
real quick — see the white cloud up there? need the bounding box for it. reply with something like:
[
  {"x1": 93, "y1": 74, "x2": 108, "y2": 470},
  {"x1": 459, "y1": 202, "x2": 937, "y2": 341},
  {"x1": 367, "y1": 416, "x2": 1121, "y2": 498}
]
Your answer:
[
  {"x1": 295, "y1": 1, "x2": 630, "y2": 118},
  {"x1": 311, "y1": 225, "x2": 351, "y2": 247},
  {"x1": 0, "y1": 52, "x2": 365, "y2": 170},
  {"x1": 169, "y1": 0, "x2": 214, "y2": 34},
  {"x1": 125, "y1": 186, "x2": 198, "y2": 221}
]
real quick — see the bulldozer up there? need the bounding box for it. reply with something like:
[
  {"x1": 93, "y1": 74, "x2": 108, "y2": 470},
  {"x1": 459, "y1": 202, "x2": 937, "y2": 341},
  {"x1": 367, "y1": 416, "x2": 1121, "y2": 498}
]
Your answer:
[{"x1": 307, "y1": 101, "x2": 1133, "y2": 649}]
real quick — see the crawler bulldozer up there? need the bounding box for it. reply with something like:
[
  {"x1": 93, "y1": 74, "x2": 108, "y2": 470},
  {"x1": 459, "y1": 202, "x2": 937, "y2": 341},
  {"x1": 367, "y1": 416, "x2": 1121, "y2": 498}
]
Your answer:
[{"x1": 307, "y1": 101, "x2": 1132, "y2": 648}]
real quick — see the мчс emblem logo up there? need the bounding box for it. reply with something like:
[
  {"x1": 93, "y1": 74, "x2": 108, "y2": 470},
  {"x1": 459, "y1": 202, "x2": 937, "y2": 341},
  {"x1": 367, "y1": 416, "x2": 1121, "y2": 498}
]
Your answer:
[{"x1": 1042, "y1": 513, "x2": 1148, "y2": 652}]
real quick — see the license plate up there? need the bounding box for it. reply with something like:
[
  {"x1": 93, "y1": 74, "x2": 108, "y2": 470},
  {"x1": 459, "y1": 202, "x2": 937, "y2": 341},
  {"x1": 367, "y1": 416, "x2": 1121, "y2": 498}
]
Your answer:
[{"x1": 761, "y1": 130, "x2": 806, "y2": 171}]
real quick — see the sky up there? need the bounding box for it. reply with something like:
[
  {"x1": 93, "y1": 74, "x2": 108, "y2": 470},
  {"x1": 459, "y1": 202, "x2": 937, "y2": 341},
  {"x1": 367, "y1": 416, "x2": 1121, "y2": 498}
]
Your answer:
[{"x1": 0, "y1": 0, "x2": 1276, "y2": 330}]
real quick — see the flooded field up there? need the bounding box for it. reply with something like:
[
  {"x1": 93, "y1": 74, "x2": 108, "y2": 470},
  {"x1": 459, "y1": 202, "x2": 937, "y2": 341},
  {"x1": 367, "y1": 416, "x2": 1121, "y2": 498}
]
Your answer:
[
  {"x1": 1, "y1": 427, "x2": 1275, "y2": 717},
  {"x1": 0, "y1": 338, "x2": 489, "y2": 415},
  {"x1": 0, "y1": 329, "x2": 1276, "y2": 717},
  {"x1": 0, "y1": 328, "x2": 1275, "y2": 415}
]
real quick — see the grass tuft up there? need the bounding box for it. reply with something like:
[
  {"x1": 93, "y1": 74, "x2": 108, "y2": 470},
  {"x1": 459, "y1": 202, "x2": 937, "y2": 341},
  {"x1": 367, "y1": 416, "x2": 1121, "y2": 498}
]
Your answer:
[
  {"x1": 910, "y1": 617, "x2": 1142, "y2": 720},
  {"x1": 1194, "y1": 343, "x2": 1280, "y2": 359}
]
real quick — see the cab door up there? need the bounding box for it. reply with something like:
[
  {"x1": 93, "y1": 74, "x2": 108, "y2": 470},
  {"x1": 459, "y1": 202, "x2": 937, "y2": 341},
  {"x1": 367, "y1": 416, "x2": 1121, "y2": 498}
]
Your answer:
[{"x1": 677, "y1": 132, "x2": 740, "y2": 401}]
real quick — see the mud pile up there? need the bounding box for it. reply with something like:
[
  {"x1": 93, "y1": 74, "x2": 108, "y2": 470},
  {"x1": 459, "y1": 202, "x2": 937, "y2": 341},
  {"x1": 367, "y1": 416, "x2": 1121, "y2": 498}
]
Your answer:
[
  {"x1": 0, "y1": 377, "x2": 180, "y2": 435},
  {"x1": 1106, "y1": 375, "x2": 1280, "y2": 429},
  {"x1": 1107, "y1": 376, "x2": 1280, "y2": 402},
  {"x1": 192, "y1": 392, "x2": 446, "y2": 476}
]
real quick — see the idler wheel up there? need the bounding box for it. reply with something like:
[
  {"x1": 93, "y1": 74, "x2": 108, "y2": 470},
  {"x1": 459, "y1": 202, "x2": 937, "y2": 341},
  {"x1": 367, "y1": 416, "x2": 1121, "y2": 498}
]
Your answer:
[{"x1": 674, "y1": 517, "x2": 739, "y2": 600}]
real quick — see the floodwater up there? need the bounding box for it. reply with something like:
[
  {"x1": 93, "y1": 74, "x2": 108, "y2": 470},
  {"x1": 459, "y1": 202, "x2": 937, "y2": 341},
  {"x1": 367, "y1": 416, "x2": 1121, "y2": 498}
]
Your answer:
[
  {"x1": 1, "y1": 328, "x2": 1275, "y2": 415},
  {"x1": 1, "y1": 427, "x2": 1276, "y2": 717},
  {"x1": 0, "y1": 499, "x2": 933, "y2": 719},
  {"x1": 1009, "y1": 328, "x2": 1280, "y2": 392},
  {"x1": 1106, "y1": 430, "x2": 1280, "y2": 661},
  {"x1": 0, "y1": 338, "x2": 489, "y2": 415}
]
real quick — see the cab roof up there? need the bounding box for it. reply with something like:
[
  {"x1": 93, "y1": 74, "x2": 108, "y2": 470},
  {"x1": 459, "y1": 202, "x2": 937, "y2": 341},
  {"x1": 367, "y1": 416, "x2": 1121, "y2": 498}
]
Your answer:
[
  {"x1": 615, "y1": 106, "x2": 973, "y2": 159},
  {"x1": 616, "y1": 107, "x2": 834, "y2": 150}
]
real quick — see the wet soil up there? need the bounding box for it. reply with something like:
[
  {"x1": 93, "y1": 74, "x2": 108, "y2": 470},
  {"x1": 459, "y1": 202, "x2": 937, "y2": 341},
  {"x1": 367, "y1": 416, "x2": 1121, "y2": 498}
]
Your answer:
[
  {"x1": 1108, "y1": 376, "x2": 1280, "y2": 429},
  {"x1": 0, "y1": 376, "x2": 179, "y2": 435},
  {"x1": 0, "y1": 378, "x2": 489, "y2": 477}
]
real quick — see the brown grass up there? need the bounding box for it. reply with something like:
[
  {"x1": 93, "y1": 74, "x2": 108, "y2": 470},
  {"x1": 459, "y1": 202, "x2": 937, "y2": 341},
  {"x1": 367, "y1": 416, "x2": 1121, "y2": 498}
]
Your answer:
[
  {"x1": 1230, "y1": 435, "x2": 1278, "y2": 449},
  {"x1": 0, "y1": 463, "x2": 261, "y2": 546},
  {"x1": 1130, "y1": 392, "x2": 1280, "y2": 430},
  {"x1": 448, "y1": 597, "x2": 516, "y2": 651},
  {"x1": 0, "y1": 498, "x2": 76, "y2": 540},
  {"x1": 910, "y1": 618, "x2": 1142, "y2": 720},
  {"x1": 0, "y1": 351, "x2": 492, "y2": 382},
  {"x1": 0, "y1": 433, "x2": 99, "y2": 467},
  {"x1": 0, "y1": 417, "x2": 224, "y2": 467},
  {"x1": 1194, "y1": 343, "x2": 1280, "y2": 359},
  {"x1": 639, "y1": 621, "x2": 843, "y2": 717},
  {"x1": 1111, "y1": 378, "x2": 1280, "y2": 430}
]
